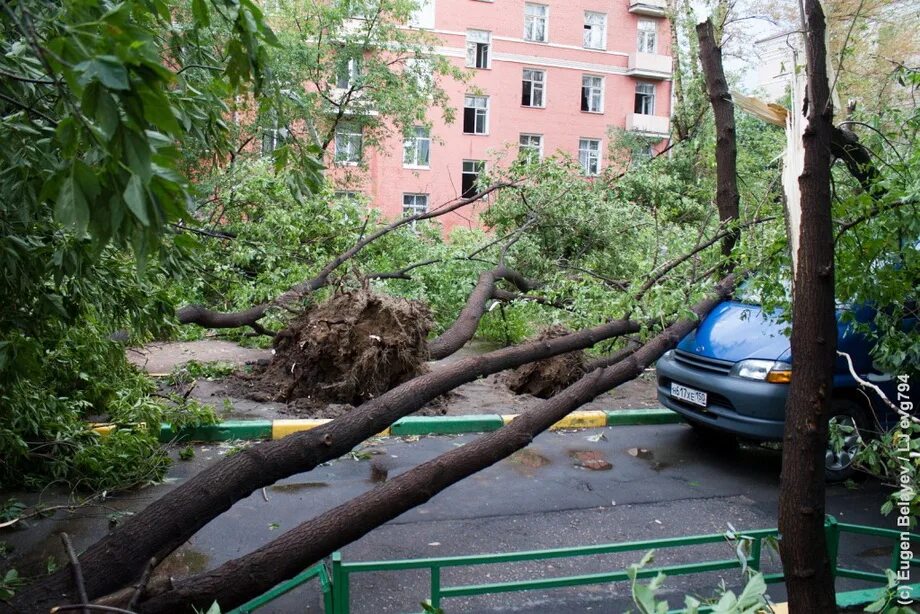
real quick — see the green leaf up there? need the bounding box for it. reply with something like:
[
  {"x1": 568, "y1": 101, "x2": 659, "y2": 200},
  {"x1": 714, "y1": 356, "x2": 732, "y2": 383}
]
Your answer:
[
  {"x1": 55, "y1": 174, "x2": 90, "y2": 235},
  {"x1": 123, "y1": 130, "x2": 152, "y2": 181},
  {"x1": 192, "y1": 0, "x2": 211, "y2": 27},
  {"x1": 76, "y1": 56, "x2": 129, "y2": 90},
  {"x1": 94, "y1": 89, "x2": 120, "y2": 141},
  {"x1": 123, "y1": 175, "x2": 149, "y2": 226}
]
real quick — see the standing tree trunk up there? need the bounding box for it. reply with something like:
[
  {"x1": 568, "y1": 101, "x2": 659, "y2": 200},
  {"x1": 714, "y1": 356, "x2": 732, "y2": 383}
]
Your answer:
[
  {"x1": 696, "y1": 19, "x2": 740, "y2": 264},
  {"x1": 777, "y1": 0, "x2": 838, "y2": 610}
]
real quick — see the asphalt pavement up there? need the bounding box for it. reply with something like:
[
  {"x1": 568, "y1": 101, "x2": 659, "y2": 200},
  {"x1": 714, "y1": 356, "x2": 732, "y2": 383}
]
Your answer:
[{"x1": 2, "y1": 423, "x2": 904, "y2": 613}]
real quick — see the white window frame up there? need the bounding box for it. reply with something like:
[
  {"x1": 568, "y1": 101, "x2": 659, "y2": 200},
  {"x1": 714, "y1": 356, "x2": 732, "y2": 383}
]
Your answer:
[
  {"x1": 463, "y1": 94, "x2": 489, "y2": 135},
  {"x1": 637, "y1": 20, "x2": 658, "y2": 54},
  {"x1": 336, "y1": 57, "x2": 361, "y2": 90},
  {"x1": 521, "y1": 68, "x2": 545, "y2": 108},
  {"x1": 466, "y1": 29, "x2": 491, "y2": 69},
  {"x1": 581, "y1": 75, "x2": 604, "y2": 113},
  {"x1": 635, "y1": 82, "x2": 656, "y2": 115},
  {"x1": 524, "y1": 3, "x2": 548, "y2": 43},
  {"x1": 461, "y1": 159, "x2": 485, "y2": 197},
  {"x1": 334, "y1": 123, "x2": 363, "y2": 165},
  {"x1": 583, "y1": 11, "x2": 607, "y2": 50},
  {"x1": 334, "y1": 190, "x2": 360, "y2": 200},
  {"x1": 402, "y1": 193, "x2": 429, "y2": 217},
  {"x1": 518, "y1": 133, "x2": 543, "y2": 161},
  {"x1": 403, "y1": 126, "x2": 431, "y2": 168},
  {"x1": 578, "y1": 138, "x2": 601, "y2": 176}
]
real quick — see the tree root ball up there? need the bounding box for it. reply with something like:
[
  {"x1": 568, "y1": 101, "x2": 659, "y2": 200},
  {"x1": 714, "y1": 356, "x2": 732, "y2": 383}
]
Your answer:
[
  {"x1": 504, "y1": 325, "x2": 587, "y2": 398},
  {"x1": 261, "y1": 290, "x2": 432, "y2": 405}
]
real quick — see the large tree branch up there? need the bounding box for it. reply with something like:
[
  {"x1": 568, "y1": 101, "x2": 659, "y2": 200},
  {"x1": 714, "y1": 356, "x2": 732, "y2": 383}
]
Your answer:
[
  {"x1": 176, "y1": 183, "x2": 516, "y2": 329},
  {"x1": 15, "y1": 312, "x2": 639, "y2": 611},
  {"x1": 427, "y1": 266, "x2": 538, "y2": 360},
  {"x1": 135, "y1": 276, "x2": 736, "y2": 611}
]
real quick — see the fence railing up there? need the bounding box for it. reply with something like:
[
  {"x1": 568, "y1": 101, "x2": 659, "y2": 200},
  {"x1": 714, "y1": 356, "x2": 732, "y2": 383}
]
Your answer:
[{"x1": 227, "y1": 516, "x2": 919, "y2": 614}]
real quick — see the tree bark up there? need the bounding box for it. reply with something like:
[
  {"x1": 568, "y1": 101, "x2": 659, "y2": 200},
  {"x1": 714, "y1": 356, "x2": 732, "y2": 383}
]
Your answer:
[
  {"x1": 776, "y1": 0, "x2": 838, "y2": 610},
  {"x1": 134, "y1": 277, "x2": 735, "y2": 612},
  {"x1": 176, "y1": 183, "x2": 515, "y2": 330},
  {"x1": 10, "y1": 315, "x2": 640, "y2": 612},
  {"x1": 427, "y1": 265, "x2": 538, "y2": 360},
  {"x1": 696, "y1": 19, "x2": 740, "y2": 264}
]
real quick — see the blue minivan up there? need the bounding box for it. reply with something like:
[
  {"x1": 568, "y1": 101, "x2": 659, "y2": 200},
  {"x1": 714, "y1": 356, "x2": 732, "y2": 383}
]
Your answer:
[{"x1": 656, "y1": 295, "x2": 916, "y2": 480}]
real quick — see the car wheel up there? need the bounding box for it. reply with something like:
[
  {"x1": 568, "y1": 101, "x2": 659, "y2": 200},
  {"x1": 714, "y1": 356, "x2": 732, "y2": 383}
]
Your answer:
[{"x1": 825, "y1": 398, "x2": 870, "y2": 482}]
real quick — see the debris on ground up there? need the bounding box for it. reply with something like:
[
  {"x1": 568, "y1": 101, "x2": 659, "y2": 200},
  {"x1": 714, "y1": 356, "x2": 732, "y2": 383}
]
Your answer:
[{"x1": 504, "y1": 325, "x2": 587, "y2": 398}]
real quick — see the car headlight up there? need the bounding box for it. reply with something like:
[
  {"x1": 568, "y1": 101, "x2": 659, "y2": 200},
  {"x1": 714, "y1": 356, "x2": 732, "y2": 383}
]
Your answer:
[
  {"x1": 731, "y1": 359, "x2": 792, "y2": 383},
  {"x1": 662, "y1": 350, "x2": 674, "y2": 360}
]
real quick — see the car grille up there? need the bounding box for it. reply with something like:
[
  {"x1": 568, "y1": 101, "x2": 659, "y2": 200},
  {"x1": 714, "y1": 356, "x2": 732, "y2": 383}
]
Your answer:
[{"x1": 673, "y1": 350, "x2": 734, "y2": 375}]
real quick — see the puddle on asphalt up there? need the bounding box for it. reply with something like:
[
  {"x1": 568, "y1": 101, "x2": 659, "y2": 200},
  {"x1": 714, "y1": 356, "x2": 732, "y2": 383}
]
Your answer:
[
  {"x1": 155, "y1": 548, "x2": 211, "y2": 577},
  {"x1": 568, "y1": 449, "x2": 612, "y2": 471},
  {"x1": 505, "y1": 447, "x2": 552, "y2": 475},
  {"x1": 626, "y1": 447, "x2": 671, "y2": 471},
  {"x1": 268, "y1": 482, "x2": 330, "y2": 492}
]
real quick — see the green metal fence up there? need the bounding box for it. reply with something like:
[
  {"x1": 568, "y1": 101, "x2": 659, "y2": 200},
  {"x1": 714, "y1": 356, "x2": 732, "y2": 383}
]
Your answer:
[{"x1": 229, "y1": 516, "x2": 919, "y2": 614}]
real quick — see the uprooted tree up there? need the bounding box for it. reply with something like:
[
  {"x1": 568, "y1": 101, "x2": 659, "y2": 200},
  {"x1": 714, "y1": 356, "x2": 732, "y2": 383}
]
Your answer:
[{"x1": 3, "y1": 0, "x2": 919, "y2": 612}]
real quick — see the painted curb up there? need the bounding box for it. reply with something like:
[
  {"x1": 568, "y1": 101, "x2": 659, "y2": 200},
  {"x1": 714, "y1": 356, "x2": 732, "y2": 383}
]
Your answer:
[{"x1": 122, "y1": 408, "x2": 681, "y2": 443}]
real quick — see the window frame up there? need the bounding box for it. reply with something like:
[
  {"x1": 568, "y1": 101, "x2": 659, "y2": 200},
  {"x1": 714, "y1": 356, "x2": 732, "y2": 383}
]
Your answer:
[
  {"x1": 637, "y1": 20, "x2": 658, "y2": 54},
  {"x1": 523, "y1": 3, "x2": 549, "y2": 43},
  {"x1": 578, "y1": 138, "x2": 601, "y2": 176},
  {"x1": 334, "y1": 123, "x2": 363, "y2": 165},
  {"x1": 463, "y1": 95, "x2": 489, "y2": 135},
  {"x1": 581, "y1": 75, "x2": 604, "y2": 113},
  {"x1": 335, "y1": 57, "x2": 361, "y2": 90},
  {"x1": 634, "y1": 82, "x2": 656, "y2": 115},
  {"x1": 518, "y1": 133, "x2": 544, "y2": 161},
  {"x1": 466, "y1": 29, "x2": 492, "y2": 69},
  {"x1": 403, "y1": 126, "x2": 431, "y2": 169},
  {"x1": 461, "y1": 159, "x2": 485, "y2": 198},
  {"x1": 521, "y1": 68, "x2": 546, "y2": 108},
  {"x1": 583, "y1": 11, "x2": 607, "y2": 50}
]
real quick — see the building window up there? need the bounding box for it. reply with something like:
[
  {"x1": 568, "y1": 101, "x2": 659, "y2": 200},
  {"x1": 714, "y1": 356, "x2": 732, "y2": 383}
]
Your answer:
[
  {"x1": 466, "y1": 30, "x2": 491, "y2": 69},
  {"x1": 578, "y1": 139, "x2": 601, "y2": 176},
  {"x1": 635, "y1": 82, "x2": 656, "y2": 115},
  {"x1": 524, "y1": 3, "x2": 548, "y2": 42},
  {"x1": 581, "y1": 75, "x2": 603, "y2": 113},
  {"x1": 518, "y1": 134, "x2": 543, "y2": 161},
  {"x1": 463, "y1": 95, "x2": 489, "y2": 134},
  {"x1": 583, "y1": 12, "x2": 606, "y2": 50},
  {"x1": 461, "y1": 160, "x2": 485, "y2": 197},
  {"x1": 402, "y1": 193, "x2": 429, "y2": 218},
  {"x1": 637, "y1": 20, "x2": 657, "y2": 54},
  {"x1": 334, "y1": 123, "x2": 362, "y2": 164},
  {"x1": 403, "y1": 126, "x2": 431, "y2": 168},
  {"x1": 261, "y1": 125, "x2": 286, "y2": 155},
  {"x1": 334, "y1": 190, "x2": 360, "y2": 200},
  {"x1": 336, "y1": 57, "x2": 361, "y2": 89},
  {"x1": 521, "y1": 68, "x2": 545, "y2": 107}
]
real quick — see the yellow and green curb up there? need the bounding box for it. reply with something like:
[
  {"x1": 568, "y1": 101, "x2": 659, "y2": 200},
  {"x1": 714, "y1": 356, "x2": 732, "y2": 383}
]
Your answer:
[{"x1": 102, "y1": 408, "x2": 682, "y2": 443}]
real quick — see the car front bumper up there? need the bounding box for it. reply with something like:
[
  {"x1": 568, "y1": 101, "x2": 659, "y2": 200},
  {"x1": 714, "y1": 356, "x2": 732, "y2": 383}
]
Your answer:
[{"x1": 656, "y1": 351, "x2": 788, "y2": 440}]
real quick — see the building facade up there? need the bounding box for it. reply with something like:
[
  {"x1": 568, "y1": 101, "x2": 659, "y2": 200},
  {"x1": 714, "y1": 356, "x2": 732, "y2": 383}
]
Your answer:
[{"x1": 332, "y1": 0, "x2": 673, "y2": 233}]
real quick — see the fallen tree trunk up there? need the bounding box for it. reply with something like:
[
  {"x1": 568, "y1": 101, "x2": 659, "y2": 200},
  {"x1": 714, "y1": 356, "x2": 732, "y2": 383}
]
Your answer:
[
  {"x1": 134, "y1": 276, "x2": 735, "y2": 611},
  {"x1": 427, "y1": 265, "x2": 538, "y2": 360},
  {"x1": 11, "y1": 314, "x2": 640, "y2": 612},
  {"x1": 176, "y1": 183, "x2": 515, "y2": 330}
]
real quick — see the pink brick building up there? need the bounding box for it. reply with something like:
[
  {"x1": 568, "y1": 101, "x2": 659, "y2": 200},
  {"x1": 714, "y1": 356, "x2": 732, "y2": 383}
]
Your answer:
[{"x1": 331, "y1": 0, "x2": 673, "y2": 233}]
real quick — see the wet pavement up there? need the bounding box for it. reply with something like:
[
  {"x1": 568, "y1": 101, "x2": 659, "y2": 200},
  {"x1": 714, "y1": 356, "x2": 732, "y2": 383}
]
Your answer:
[{"x1": 1, "y1": 424, "x2": 901, "y2": 613}]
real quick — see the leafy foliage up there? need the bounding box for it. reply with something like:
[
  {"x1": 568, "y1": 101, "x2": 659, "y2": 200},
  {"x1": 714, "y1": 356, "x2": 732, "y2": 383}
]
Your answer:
[{"x1": 0, "y1": 0, "x2": 279, "y2": 490}]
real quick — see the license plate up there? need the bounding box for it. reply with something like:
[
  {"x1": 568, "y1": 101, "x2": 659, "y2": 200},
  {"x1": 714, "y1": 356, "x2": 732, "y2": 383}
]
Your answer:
[{"x1": 671, "y1": 382, "x2": 707, "y2": 407}]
